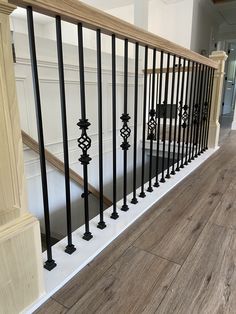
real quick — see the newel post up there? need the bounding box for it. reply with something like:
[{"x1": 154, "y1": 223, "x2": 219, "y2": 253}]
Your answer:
[
  {"x1": 208, "y1": 51, "x2": 228, "y2": 148},
  {"x1": 0, "y1": 1, "x2": 44, "y2": 313}
]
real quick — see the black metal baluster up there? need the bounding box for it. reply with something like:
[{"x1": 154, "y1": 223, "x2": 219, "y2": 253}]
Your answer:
[
  {"x1": 160, "y1": 53, "x2": 170, "y2": 182},
  {"x1": 191, "y1": 63, "x2": 201, "y2": 160},
  {"x1": 139, "y1": 46, "x2": 148, "y2": 198},
  {"x1": 147, "y1": 73, "x2": 152, "y2": 139},
  {"x1": 195, "y1": 64, "x2": 204, "y2": 158},
  {"x1": 205, "y1": 68, "x2": 215, "y2": 150},
  {"x1": 120, "y1": 39, "x2": 131, "y2": 211},
  {"x1": 189, "y1": 63, "x2": 200, "y2": 162},
  {"x1": 77, "y1": 23, "x2": 93, "y2": 241},
  {"x1": 171, "y1": 57, "x2": 181, "y2": 175},
  {"x1": 185, "y1": 61, "x2": 195, "y2": 165},
  {"x1": 166, "y1": 55, "x2": 176, "y2": 178},
  {"x1": 201, "y1": 67, "x2": 210, "y2": 153},
  {"x1": 154, "y1": 51, "x2": 163, "y2": 187},
  {"x1": 131, "y1": 42, "x2": 139, "y2": 204},
  {"x1": 27, "y1": 6, "x2": 56, "y2": 270},
  {"x1": 198, "y1": 65, "x2": 207, "y2": 155},
  {"x1": 180, "y1": 60, "x2": 190, "y2": 168},
  {"x1": 96, "y1": 29, "x2": 106, "y2": 229},
  {"x1": 56, "y1": 16, "x2": 76, "y2": 254},
  {"x1": 147, "y1": 48, "x2": 156, "y2": 192},
  {"x1": 176, "y1": 59, "x2": 186, "y2": 171},
  {"x1": 110, "y1": 34, "x2": 119, "y2": 219}
]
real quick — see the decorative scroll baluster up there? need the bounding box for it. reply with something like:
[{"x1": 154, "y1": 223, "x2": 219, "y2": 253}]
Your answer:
[
  {"x1": 176, "y1": 58, "x2": 186, "y2": 172},
  {"x1": 110, "y1": 34, "x2": 119, "y2": 220},
  {"x1": 189, "y1": 63, "x2": 199, "y2": 162},
  {"x1": 27, "y1": 6, "x2": 56, "y2": 271},
  {"x1": 77, "y1": 23, "x2": 93, "y2": 241},
  {"x1": 194, "y1": 64, "x2": 204, "y2": 158},
  {"x1": 180, "y1": 60, "x2": 190, "y2": 168},
  {"x1": 147, "y1": 48, "x2": 156, "y2": 192},
  {"x1": 191, "y1": 63, "x2": 201, "y2": 160},
  {"x1": 56, "y1": 16, "x2": 76, "y2": 254},
  {"x1": 200, "y1": 67, "x2": 210, "y2": 153},
  {"x1": 121, "y1": 38, "x2": 131, "y2": 211},
  {"x1": 185, "y1": 61, "x2": 195, "y2": 165},
  {"x1": 198, "y1": 65, "x2": 207, "y2": 155},
  {"x1": 139, "y1": 46, "x2": 148, "y2": 198}
]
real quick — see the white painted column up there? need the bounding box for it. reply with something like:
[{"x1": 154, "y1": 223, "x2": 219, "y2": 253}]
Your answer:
[
  {"x1": 0, "y1": 1, "x2": 44, "y2": 313},
  {"x1": 208, "y1": 51, "x2": 228, "y2": 148}
]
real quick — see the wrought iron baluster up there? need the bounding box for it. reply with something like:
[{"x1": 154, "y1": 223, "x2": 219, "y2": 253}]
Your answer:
[
  {"x1": 176, "y1": 59, "x2": 186, "y2": 171},
  {"x1": 110, "y1": 34, "x2": 119, "y2": 220},
  {"x1": 56, "y1": 16, "x2": 76, "y2": 254},
  {"x1": 147, "y1": 48, "x2": 157, "y2": 192},
  {"x1": 166, "y1": 55, "x2": 176, "y2": 178},
  {"x1": 195, "y1": 64, "x2": 204, "y2": 158},
  {"x1": 180, "y1": 60, "x2": 191, "y2": 168},
  {"x1": 185, "y1": 61, "x2": 195, "y2": 165},
  {"x1": 131, "y1": 42, "x2": 139, "y2": 204},
  {"x1": 198, "y1": 65, "x2": 208, "y2": 155},
  {"x1": 191, "y1": 63, "x2": 201, "y2": 160},
  {"x1": 27, "y1": 6, "x2": 56, "y2": 270},
  {"x1": 77, "y1": 23, "x2": 93, "y2": 241},
  {"x1": 205, "y1": 68, "x2": 215, "y2": 150},
  {"x1": 189, "y1": 63, "x2": 199, "y2": 162},
  {"x1": 139, "y1": 46, "x2": 148, "y2": 198},
  {"x1": 160, "y1": 52, "x2": 170, "y2": 182},
  {"x1": 154, "y1": 51, "x2": 163, "y2": 187},
  {"x1": 201, "y1": 67, "x2": 210, "y2": 153},
  {"x1": 96, "y1": 29, "x2": 106, "y2": 229},
  {"x1": 171, "y1": 57, "x2": 182, "y2": 175},
  {"x1": 121, "y1": 39, "x2": 131, "y2": 211}
]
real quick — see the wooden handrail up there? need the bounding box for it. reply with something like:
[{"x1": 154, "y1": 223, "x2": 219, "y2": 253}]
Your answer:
[
  {"x1": 21, "y1": 130, "x2": 112, "y2": 207},
  {"x1": 9, "y1": 0, "x2": 218, "y2": 69}
]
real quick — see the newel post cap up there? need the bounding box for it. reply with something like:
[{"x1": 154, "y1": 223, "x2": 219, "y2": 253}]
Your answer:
[{"x1": 209, "y1": 50, "x2": 228, "y2": 62}]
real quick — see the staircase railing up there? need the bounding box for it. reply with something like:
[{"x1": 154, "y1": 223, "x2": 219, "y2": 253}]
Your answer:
[{"x1": 9, "y1": 0, "x2": 219, "y2": 272}]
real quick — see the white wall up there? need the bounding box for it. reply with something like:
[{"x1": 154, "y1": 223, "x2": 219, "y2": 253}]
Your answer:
[
  {"x1": 191, "y1": 0, "x2": 219, "y2": 55},
  {"x1": 148, "y1": 0, "x2": 194, "y2": 49}
]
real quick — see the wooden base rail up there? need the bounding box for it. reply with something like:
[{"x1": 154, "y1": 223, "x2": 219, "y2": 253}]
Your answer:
[
  {"x1": 21, "y1": 130, "x2": 112, "y2": 207},
  {"x1": 9, "y1": 0, "x2": 217, "y2": 69}
]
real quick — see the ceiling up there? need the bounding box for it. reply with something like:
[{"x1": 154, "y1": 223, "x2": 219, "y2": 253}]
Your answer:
[{"x1": 212, "y1": 0, "x2": 236, "y2": 25}]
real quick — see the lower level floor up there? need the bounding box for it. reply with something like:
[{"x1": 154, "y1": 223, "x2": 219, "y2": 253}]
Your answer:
[{"x1": 35, "y1": 130, "x2": 236, "y2": 314}]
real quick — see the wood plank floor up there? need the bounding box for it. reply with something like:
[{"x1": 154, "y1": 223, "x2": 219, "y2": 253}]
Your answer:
[{"x1": 35, "y1": 131, "x2": 236, "y2": 314}]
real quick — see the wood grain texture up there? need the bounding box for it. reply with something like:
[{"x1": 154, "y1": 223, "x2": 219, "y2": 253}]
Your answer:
[
  {"x1": 34, "y1": 298, "x2": 67, "y2": 314},
  {"x1": 134, "y1": 163, "x2": 234, "y2": 264},
  {"x1": 22, "y1": 131, "x2": 112, "y2": 207},
  {"x1": 9, "y1": 0, "x2": 218, "y2": 68},
  {"x1": 210, "y1": 180, "x2": 236, "y2": 229},
  {"x1": 38, "y1": 132, "x2": 236, "y2": 314},
  {"x1": 52, "y1": 173, "x2": 198, "y2": 308},
  {"x1": 156, "y1": 223, "x2": 236, "y2": 314},
  {"x1": 67, "y1": 246, "x2": 180, "y2": 314}
]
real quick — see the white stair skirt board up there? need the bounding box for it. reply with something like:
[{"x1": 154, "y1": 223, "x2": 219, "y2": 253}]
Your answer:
[{"x1": 22, "y1": 147, "x2": 219, "y2": 314}]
